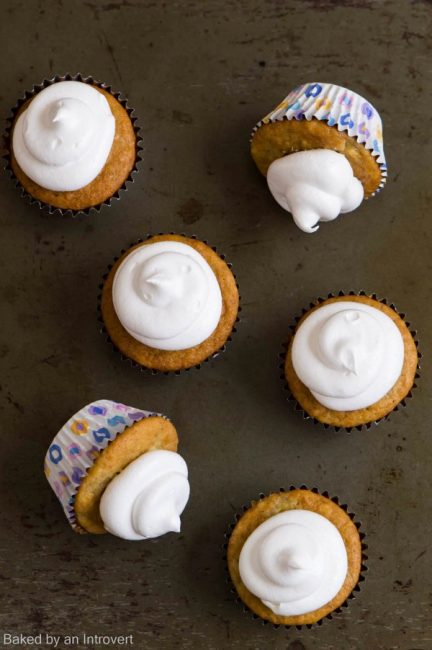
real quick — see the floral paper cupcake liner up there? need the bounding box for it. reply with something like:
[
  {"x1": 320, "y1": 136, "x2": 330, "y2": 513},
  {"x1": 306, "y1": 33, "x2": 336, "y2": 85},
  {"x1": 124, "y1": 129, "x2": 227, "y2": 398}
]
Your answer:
[
  {"x1": 3, "y1": 73, "x2": 142, "y2": 216},
  {"x1": 251, "y1": 82, "x2": 387, "y2": 196},
  {"x1": 223, "y1": 486, "x2": 368, "y2": 630},
  {"x1": 279, "y1": 291, "x2": 421, "y2": 433},
  {"x1": 97, "y1": 233, "x2": 241, "y2": 375},
  {"x1": 44, "y1": 399, "x2": 164, "y2": 532}
]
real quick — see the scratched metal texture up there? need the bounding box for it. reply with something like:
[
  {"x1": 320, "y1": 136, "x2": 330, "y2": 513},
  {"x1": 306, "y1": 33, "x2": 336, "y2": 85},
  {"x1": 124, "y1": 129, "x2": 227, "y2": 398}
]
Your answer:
[{"x1": 0, "y1": 1, "x2": 431, "y2": 649}]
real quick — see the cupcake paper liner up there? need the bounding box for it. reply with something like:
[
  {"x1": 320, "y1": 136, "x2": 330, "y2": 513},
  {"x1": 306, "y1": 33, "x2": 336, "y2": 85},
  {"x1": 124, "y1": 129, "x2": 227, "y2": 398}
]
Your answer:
[
  {"x1": 223, "y1": 486, "x2": 368, "y2": 630},
  {"x1": 97, "y1": 233, "x2": 242, "y2": 375},
  {"x1": 251, "y1": 82, "x2": 387, "y2": 196},
  {"x1": 44, "y1": 399, "x2": 164, "y2": 532},
  {"x1": 280, "y1": 291, "x2": 421, "y2": 433},
  {"x1": 3, "y1": 73, "x2": 142, "y2": 217}
]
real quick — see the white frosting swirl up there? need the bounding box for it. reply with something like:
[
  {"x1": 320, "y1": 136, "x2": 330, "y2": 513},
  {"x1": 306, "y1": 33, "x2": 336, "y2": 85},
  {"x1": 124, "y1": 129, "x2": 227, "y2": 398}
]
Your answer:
[
  {"x1": 267, "y1": 150, "x2": 364, "y2": 233},
  {"x1": 239, "y1": 510, "x2": 347, "y2": 616},
  {"x1": 12, "y1": 81, "x2": 115, "y2": 191},
  {"x1": 99, "y1": 450, "x2": 190, "y2": 540},
  {"x1": 113, "y1": 241, "x2": 223, "y2": 350},
  {"x1": 292, "y1": 301, "x2": 404, "y2": 411}
]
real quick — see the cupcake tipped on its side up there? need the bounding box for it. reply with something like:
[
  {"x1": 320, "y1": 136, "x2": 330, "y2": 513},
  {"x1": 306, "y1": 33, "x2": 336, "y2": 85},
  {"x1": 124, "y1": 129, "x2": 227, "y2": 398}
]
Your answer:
[
  {"x1": 251, "y1": 82, "x2": 387, "y2": 233},
  {"x1": 44, "y1": 400, "x2": 190, "y2": 540}
]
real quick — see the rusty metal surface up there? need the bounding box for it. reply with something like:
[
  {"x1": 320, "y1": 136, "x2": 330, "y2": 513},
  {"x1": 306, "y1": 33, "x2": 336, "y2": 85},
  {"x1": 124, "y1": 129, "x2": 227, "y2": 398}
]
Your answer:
[{"x1": 0, "y1": 1, "x2": 431, "y2": 648}]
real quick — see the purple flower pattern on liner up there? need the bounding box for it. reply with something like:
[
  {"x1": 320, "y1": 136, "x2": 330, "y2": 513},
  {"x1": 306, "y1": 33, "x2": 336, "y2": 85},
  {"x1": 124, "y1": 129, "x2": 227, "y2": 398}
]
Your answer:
[
  {"x1": 361, "y1": 102, "x2": 374, "y2": 120},
  {"x1": 128, "y1": 410, "x2": 147, "y2": 421},
  {"x1": 71, "y1": 467, "x2": 85, "y2": 485},
  {"x1": 358, "y1": 123, "x2": 370, "y2": 138},
  {"x1": 114, "y1": 403, "x2": 129, "y2": 412},
  {"x1": 44, "y1": 400, "x2": 159, "y2": 531},
  {"x1": 88, "y1": 404, "x2": 107, "y2": 416}
]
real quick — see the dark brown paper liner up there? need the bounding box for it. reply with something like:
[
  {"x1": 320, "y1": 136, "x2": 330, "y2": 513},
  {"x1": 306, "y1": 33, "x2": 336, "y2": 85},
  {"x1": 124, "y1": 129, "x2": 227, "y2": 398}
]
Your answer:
[
  {"x1": 279, "y1": 291, "x2": 421, "y2": 433},
  {"x1": 97, "y1": 233, "x2": 241, "y2": 375},
  {"x1": 3, "y1": 73, "x2": 142, "y2": 216},
  {"x1": 223, "y1": 486, "x2": 368, "y2": 630}
]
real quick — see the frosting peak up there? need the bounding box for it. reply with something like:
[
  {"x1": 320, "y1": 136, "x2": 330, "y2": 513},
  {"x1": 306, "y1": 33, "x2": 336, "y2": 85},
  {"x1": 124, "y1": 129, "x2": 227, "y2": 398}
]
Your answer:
[
  {"x1": 113, "y1": 241, "x2": 222, "y2": 350},
  {"x1": 239, "y1": 510, "x2": 347, "y2": 616},
  {"x1": 267, "y1": 150, "x2": 364, "y2": 233},
  {"x1": 13, "y1": 81, "x2": 115, "y2": 191},
  {"x1": 136, "y1": 251, "x2": 207, "y2": 321},
  {"x1": 317, "y1": 309, "x2": 384, "y2": 383},
  {"x1": 292, "y1": 301, "x2": 404, "y2": 410},
  {"x1": 99, "y1": 450, "x2": 190, "y2": 540}
]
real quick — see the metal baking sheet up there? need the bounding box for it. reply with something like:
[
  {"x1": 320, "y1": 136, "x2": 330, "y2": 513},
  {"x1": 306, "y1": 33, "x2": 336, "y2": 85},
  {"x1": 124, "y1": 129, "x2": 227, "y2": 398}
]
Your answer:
[{"x1": 0, "y1": 1, "x2": 430, "y2": 648}]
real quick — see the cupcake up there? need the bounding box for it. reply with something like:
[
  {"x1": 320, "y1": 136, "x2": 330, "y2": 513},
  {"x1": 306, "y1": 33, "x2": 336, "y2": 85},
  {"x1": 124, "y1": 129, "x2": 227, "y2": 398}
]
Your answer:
[
  {"x1": 44, "y1": 400, "x2": 190, "y2": 539},
  {"x1": 227, "y1": 488, "x2": 364, "y2": 626},
  {"x1": 284, "y1": 294, "x2": 419, "y2": 429},
  {"x1": 251, "y1": 82, "x2": 386, "y2": 232},
  {"x1": 6, "y1": 74, "x2": 140, "y2": 213},
  {"x1": 100, "y1": 234, "x2": 239, "y2": 372}
]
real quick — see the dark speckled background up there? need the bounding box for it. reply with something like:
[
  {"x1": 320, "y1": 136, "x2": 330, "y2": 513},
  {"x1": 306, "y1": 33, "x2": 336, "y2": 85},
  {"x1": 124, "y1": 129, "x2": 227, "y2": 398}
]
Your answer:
[{"x1": 0, "y1": 1, "x2": 431, "y2": 649}]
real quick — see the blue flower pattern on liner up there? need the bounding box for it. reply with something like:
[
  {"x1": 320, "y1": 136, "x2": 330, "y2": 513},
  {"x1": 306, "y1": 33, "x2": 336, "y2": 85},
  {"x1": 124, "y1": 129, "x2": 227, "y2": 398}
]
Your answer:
[
  {"x1": 107, "y1": 415, "x2": 126, "y2": 427},
  {"x1": 340, "y1": 113, "x2": 355, "y2": 129},
  {"x1": 305, "y1": 83, "x2": 322, "y2": 98},
  {"x1": 93, "y1": 427, "x2": 111, "y2": 443},
  {"x1": 49, "y1": 444, "x2": 63, "y2": 464}
]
